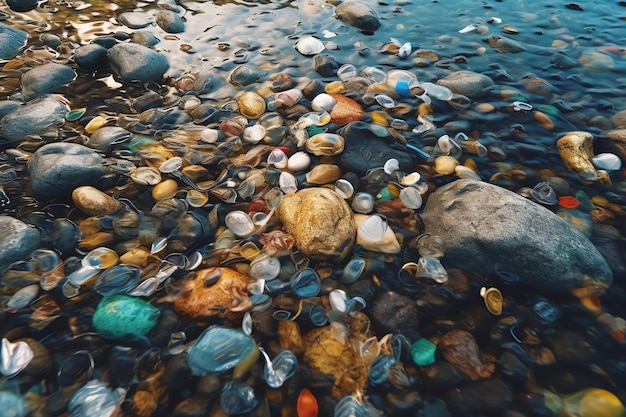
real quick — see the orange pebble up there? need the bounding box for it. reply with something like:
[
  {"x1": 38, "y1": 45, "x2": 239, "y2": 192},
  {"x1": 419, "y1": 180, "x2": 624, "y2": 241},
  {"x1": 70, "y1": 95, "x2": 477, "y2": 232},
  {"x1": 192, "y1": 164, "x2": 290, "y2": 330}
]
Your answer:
[
  {"x1": 558, "y1": 195, "x2": 580, "y2": 209},
  {"x1": 297, "y1": 388, "x2": 318, "y2": 417},
  {"x1": 534, "y1": 111, "x2": 554, "y2": 130}
]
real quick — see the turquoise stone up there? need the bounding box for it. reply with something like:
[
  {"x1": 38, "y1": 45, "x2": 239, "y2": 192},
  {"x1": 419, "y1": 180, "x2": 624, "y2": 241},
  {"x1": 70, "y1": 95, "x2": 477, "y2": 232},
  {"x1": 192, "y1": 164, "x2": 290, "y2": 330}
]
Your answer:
[
  {"x1": 92, "y1": 295, "x2": 160, "y2": 339},
  {"x1": 574, "y1": 190, "x2": 595, "y2": 211},
  {"x1": 410, "y1": 338, "x2": 436, "y2": 366},
  {"x1": 187, "y1": 326, "x2": 256, "y2": 375}
]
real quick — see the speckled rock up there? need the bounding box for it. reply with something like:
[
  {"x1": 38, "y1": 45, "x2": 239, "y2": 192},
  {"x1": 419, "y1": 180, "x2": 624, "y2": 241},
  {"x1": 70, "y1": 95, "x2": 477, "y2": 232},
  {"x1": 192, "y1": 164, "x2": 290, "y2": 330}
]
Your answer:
[
  {"x1": 74, "y1": 43, "x2": 109, "y2": 71},
  {"x1": 329, "y1": 93, "x2": 363, "y2": 125},
  {"x1": 443, "y1": 378, "x2": 512, "y2": 414},
  {"x1": 420, "y1": 179, "x2": 613, "y2": 293},
  {"x1": 20, "y1": 63, "x2": 76, "y2": 98},
  {"x1": 173, "y1": 267, "x2": 253, "y2": 319},
  {"x1": 277, "y1": 187, "x2": 355, "y2": 261},
  {"x1": 0, "y1": 96, "x2": 69, "y2": 142},
  {"x1": 72, "y1": 186, "x2": 123, "y2": 217},
  {"x1": 437, "y1": 70, "x2": 494, "y2": 98},
  {"x1": 28, "y1": 142, "x2": 106, "y2": 198},
  {"x1": 92, "y1": 294, "x2": 160, "y2": 339},
  {"x1": 368, "y1": 291, "x2": 420, "y2": 341},
  {"x1": 0, "y1": 23, "x2": 28, "y2": 59},
  {"x1": 107, "y1": 42, "x2": 169, "y2": 83},
  {"x1": 556, "y1": 131, "x2": 599, "y2": 181},
  {"x1": 0, "y1": 216, "x2": 41, "y2": 275},
  {"x1": 604, "y1": 129, "x2": 626, "y2": 160},
  {"x1": 610, "y1": 111, "x2": 626, "y2": 129},
  {"x1": 334, "y1": 1, "x2": 381, "y2": 32},
  {"x1": 155, "y1": 10, "x2": 185, "y2": 33}
]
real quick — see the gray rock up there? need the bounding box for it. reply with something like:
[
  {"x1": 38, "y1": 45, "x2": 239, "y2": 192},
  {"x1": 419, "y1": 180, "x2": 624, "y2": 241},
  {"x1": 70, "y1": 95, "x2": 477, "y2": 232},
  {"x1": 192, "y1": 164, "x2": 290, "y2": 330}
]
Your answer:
[
  {"x1": 0, "y1": 23, "x2": 28, "y2": 59},
  {"x1": 21, "y1": 63, "x2": 77, "y2": 98},
  {"x1": 335, "y1": 1, "x2": 381, "y2": 32},
  {"x1": 437, "y1": 70, "x2": 494, "y2": 98},
  {"x1": 107, "y1": 42, "x2": 169, "y2": 83},
  {"x1": 156, "y1": 10, "x2": 185, "y2": 33},
  {"x1": 420, "y1": 179, "x2": 613, "y2": 293},
  {"x1": 74, "y1": 44, "x2": 109, "y2": 71},
  {"x1": 368, "y1": 291, "x2": 420, "y2": 341},
  {"x1": 28, "y1": 143, "x2": 106, "y2": 198},
  {"x1": 117, "y1": 11, "x2": 153, "y2": 29},
  {"x1": 0, "y1": 96, "x2": 69, "y2": 142},
  {"x1": 0, "y1": 216, "x2": 41, "y2": 275}
]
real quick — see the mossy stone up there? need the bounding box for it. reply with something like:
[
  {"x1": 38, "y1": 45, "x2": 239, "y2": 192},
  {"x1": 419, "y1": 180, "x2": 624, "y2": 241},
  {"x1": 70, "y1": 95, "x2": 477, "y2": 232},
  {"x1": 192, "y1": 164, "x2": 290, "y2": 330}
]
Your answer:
[{"x1": 92, "y1": 295, "x2": 160, "y2": 339}]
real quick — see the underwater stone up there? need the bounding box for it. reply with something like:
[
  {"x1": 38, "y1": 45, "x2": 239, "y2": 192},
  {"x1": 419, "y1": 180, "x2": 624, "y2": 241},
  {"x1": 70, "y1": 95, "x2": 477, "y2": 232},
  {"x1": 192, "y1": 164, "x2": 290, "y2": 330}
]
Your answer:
[
  {"x1": 0, "y1": 23, "x2": 28, "y2": 59},
  {"x1": 74, "y1": 44, "x2": 109, "y2": 71},
  {"x1": 0, "y1": 216, "x2": 41, "y2": 275},
  {"x1": 155, "y1": 10, "x2": 185, "y2": 33},
  {"x1": 436, "y1": 70, "x2": 494, "y2": 98},
  {"x1": 369, "y1": 291, "x2": 420, "y2": 341},
  {"x1": 334, "y1": 1, "x2": 381, "y2": 32},
  {"x1": 277, "y1": 187, "x2": 355, "y2": 262},
  {"x1": 20, "y1": 63, "x2": 76, "y2": 98},
  {"x1": 187, "y1": 326, "x2": 256, "y2": 375},
  {"x1": 72, "y1": 186, "x2": 122, "y2": 216},
  {"x1": 107, "y1": 42, "x2": 169, "y2": 83},
  {"x1": 92, "y1": 295, "x2": 160, "y2": 339},
  {"x1": 0, "y1": 96, "x2": 69, "y2": 142},
  {"x1": 421, "y1": 179, "x2": 613, "y2": 293},
  {"x1": 556, "y1": 131, "x2": 599, "y2": 181},
  {"x1": 28, "y1": 142, "x2": 106, "y2": 198}
]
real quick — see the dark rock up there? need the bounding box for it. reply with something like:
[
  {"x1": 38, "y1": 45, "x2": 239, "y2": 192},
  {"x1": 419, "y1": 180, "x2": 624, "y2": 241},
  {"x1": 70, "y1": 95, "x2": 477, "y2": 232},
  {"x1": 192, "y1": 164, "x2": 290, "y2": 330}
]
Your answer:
[
  {"x1": 443, "y1": 378, "x2": 512, "y2": 414},
  {"x1": 0, "y1": 96, "x2": 68, "y2": 142},
  {"x1": 74, "y1": 44, "x2": 109, "y2": 71},
  {"x1": 499, "y1": 351, "x2": 528, "y2": 383},
  {"x1": 0, "y1": 23, "x2": 29, "y2": 60},
  {"x1": 6, "y1": 0, "x2": 38, "y2": 12},
  {"x1": 337, "y1": 121, "x2": 419, "y2": 176},
  {"x1": 335, "y1": 1, "x2": 381, "y2": 32},
  {"x1": 130, "y1": 31, "x2": 161, "y2": 47},
  {"x1": 314, "y1": 54, "x2": 339, "y2": 77},
  {"x1": 420, "y1": 362, "x2": 464, "y2": 389},
  {"x1": 0, "y1": 216, "x2": 41, "y2": 275},
  {"x1": 368, "y1": 291, "x2": 420, "y2": 341},
  {"x1": 420, "y1": 179, "x2": 613, "y2": 293},
  {"x1": 550, "y1": 330, "x2": 596, "y2": 366},
  {"x1": 27, "y1": 142, "x2": 106, "y2": 198},
  {"x1": 156, "y1": 10, "x2": 185, "y2": 33},
  {"x1": 107, "y1": 42, "x2": 169, "y2": 83},
  {"x1": 21, "y1": 63, "x2": 76, "y2": 97}
]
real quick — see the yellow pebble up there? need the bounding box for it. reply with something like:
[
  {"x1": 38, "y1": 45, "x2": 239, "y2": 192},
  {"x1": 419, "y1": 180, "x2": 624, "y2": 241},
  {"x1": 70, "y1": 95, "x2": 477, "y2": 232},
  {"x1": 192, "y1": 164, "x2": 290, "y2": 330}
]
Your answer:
[
  {"x1": 152, "y1": 179, "x2": 178, "y2": 201},
  {"x1": 85, "y1": 116, "x2": 107, "y2": 133},
  {"x1": 475, "y1": 103, "x2": 495, "y2": 113},
  {"x1": 534, "y1": 111, "x2": 555, "y2": 130},
  {"x1": 370, "y1": 111, "x2": 389, "y2": 126},
  {"x1": 434, "y1": 156, "x2": 459, "y2": 175},
  {"x1": 324, "y1": 81, "x2": 345, "y2": 94},
  {"x1": 591, "y1": 196, "x2": 609, "y2": 207},
  {"x1": 418, "y1": 103, "x2": 433, "y2": 115},
  {"x1": 464, "y1": 158, "x2": 478, "y2": 171}
]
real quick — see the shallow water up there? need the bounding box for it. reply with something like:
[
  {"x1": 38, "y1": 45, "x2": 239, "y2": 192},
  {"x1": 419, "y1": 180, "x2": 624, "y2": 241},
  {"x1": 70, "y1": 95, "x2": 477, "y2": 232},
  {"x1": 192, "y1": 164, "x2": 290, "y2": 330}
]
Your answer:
[{"x1": 1, "y1": 0, "x2": 626, "y2": 416}]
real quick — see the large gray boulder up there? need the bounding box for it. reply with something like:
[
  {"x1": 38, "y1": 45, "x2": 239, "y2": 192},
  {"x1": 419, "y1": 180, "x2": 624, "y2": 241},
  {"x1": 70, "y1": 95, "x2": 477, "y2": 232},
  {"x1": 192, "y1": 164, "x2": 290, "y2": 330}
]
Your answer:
[
  {"x1": 28, "y1": 143, "x2": 106, "y2": 199},
  {"x1": 420, "y1": 179, "x2": 613, "y2": 293},
  {"x1": 0, "y1": 216, "x2": 41, "y2": 275}
]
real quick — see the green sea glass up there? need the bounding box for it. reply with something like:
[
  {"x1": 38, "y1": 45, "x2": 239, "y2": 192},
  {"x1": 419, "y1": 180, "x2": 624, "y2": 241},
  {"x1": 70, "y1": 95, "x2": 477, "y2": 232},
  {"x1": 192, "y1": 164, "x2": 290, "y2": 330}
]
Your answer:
[
  {"x1": 410, "y1": 338, "x2": 436, "y2": 366},
  {"x1": 92, "y1": 295, "x2": 160, "y2": 339}
]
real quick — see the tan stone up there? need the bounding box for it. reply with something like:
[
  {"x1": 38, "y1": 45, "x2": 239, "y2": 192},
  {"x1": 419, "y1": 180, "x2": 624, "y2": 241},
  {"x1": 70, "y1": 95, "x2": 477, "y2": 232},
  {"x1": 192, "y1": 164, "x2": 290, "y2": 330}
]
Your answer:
[
  {"x1": 277, "y1": 187, "x2": 355, "y2": 261},
  {"x1": 605, "y1": 129, "x2": 626, "y2": 160},
  {"x1": 173, "y1": 267, "x2": 253, "y2": 319},
  {"x1": 556, "y1": 131, "x2": 599, "y2": 181},
  {"x1": 72, "y1": 186, "x2": 122, "y2": 216},
  {"x1": 303, "y1": 326, "x2": 369, "y2": 398},
  {"x1": 434, "y1": 155, "x2": 460, "y2": 175},
  {"x1": 610, "y1": 110, "x2": 626, "y2": 128}
]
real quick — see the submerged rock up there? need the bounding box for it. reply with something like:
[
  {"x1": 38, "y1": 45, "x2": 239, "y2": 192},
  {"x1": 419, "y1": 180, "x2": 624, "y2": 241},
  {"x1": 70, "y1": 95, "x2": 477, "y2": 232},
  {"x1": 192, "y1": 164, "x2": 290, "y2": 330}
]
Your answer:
[
  {"x1": 277, "y1": 187, "x2": 355, "y2": 261},
  {"x1": 28, "y1": 143, "x2": 106, "y2": 198},
  {"x1": 20, "y1": 63, "x2": 76, "y2": 98},
  {"x1": 0, "y1": 96, "x2": 69, "y2": 142},
  {"x1": 0, "y1": 216, "x2": 41, "y2": 275},
  {"x1": 0, "y1": 23, "x2": 28, "y2": 59},
  {"x1": 335, "y1": 1, "x2": 381, "y2": 32},
  {"x1": 107, "y1": 42, "x2": 169, "y2": 83},
  {"x1": 420, "y1": 179, "x2": 613, "y2": 293},
  {"x1": 436, "y1": 70, "x2": 494, "y2": 98}
]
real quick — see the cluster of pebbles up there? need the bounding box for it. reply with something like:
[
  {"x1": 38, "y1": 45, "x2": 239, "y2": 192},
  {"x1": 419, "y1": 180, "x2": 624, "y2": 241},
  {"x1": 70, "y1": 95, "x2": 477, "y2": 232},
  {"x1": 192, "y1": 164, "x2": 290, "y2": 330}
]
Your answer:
[{"x1": 0, "y1": 0, "x2": 625, "y2": 416}]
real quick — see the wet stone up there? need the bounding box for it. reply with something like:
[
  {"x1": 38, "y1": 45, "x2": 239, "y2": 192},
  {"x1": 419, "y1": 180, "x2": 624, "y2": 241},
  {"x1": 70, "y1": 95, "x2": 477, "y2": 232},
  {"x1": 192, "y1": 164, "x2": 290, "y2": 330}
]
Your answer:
[
  {"x1": 20, "y1": 63, "x2": 76, "y2": 98},
  {"x1": 420, "y1": 179, "x2": 613, "y2": 293},
  {"x1": 443, "y1": 378, "x2": 512, "y2": 414},
  {"x1": 277, "y1": 187, "x2": 355, "y2": 262},
  {"x1": 368, "y1": 291, "x2": 420, "y2": 341},
  {"x1": 156, "y1": 10, "x2": 185, "y2": 33},
  {"x1": 0, "y1": 216, "x2": 41, "y2": 275},
  {"x1": 117, "y1": 11, "x2": 153, "y2": 29},
  {"x1": 436, "y1": 70, "x2": 494, "y2": 98},
  {"x1": 72, "y1": 186, "x2": 123, "y2": 217},
  {"x1": 74, "y1": 43, "x2": 109, "y2": 71},
  {"x1": 28, "y1": 142, "x2": 106, "y2": 198},
  {"x1": 334, "y1": 1, "x2": 381, "y2": 32},
  {"x1": 0, "y1": 96, "x2": 69, "y2": 142},
  {"x1": 107, "y1": 42, "x2": 170, "y2": 83},
  {"x1": 0, "y1": 23, "x2": 28, "y2": 59},
  {"x1": 92, "y1": 294, "x2": 160, "y2": 339}
]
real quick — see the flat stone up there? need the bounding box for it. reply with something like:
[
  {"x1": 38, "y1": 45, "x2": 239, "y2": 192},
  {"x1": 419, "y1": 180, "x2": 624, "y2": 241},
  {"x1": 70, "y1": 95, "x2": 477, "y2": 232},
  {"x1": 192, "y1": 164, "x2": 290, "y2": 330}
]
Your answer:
[
  {"x1": 0, "y1": 216, "x2": 41, "y2": 275},
  {"x1": 72, "y1": 186, "x2": 123, "y2": 217},
  {"x1": 437, "y1": 70, "x2": 494, "y2": 98},
  {"x1": 92, "y1": 294, "x2": 160, "y2": 339},
  {"x1": 155, "y1": 10, "x2": 185, "y2": 33},
  {"x1": 0, "y1": 23, "x2": 28, "y2": 59},
  {"x1": 0, "y1": 96, "x2": 69, "y2": 142},
  {"x1": 420, "y1": 179, "x2": 613, "y2": 293},
  {"x1": 107, "y1": 42, "x2": 169, "y2": 83},
  {"x1": 27, "y1": 142, "x2": 106, "y2": 198},
  {"x1": 20, "y1": 63, "x2": 76, "y2": 98},
  {"x1": 334, "y1": 1, "x2": 381, "y2": 32},
  {"x1": 277, "y1": 187, "x2": 355, "y2": 262}
]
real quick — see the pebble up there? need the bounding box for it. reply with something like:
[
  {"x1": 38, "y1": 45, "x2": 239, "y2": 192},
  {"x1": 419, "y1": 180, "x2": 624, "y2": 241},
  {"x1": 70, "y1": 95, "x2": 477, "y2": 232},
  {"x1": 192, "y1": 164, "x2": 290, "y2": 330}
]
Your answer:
[
  {"x1": 556, "y1": 131, "x2": 599, "y2": 181},
  {"x1": 72, "y1": 186, "x2": 123, "y2": 216},
  {"x1": 0, "y1": 23, "x2": 28, "y2": 59},
  {"x1": 27, "y1": 142, "x2": 107, "y2": 198},
  {"x1": 329, "y1": 94, "x2": 364, "y2": 125},
  {"x1": 437, "y1": 70, "x2": 495, "y2": 98},
  {"x1": 354, "y1": 213, "x2": 401, "y2": 253},
  {"x1": 277, "y1": 188, "x2": 355, "y2": 261},
  {"x1": 92, "y1": 294, "x2": 160, "y2": 339},
  {"x1": 0, "y1": 216, "x2": 41, "y2": 275},
  {"x1": 579, "y1": 50, "x2": 615, "y2": 71},
  {"x1": 369, "y1": 291, "x2": 420, "y2": 341},
  {"x1": 107, "y1": 42, "x2": 170, "y2": 83},
  {"x1": 117, "y1": 11, "x2": 153, "y2": 29},
  {"x1": 0, "y1": 96, "x2": 69, "y2": 142},
  {"x1": 604, "y1": 129, "x2": 626, "y2": 160},
  {"x1": 20, "y1": 63, "x2": 76, "y2": 98},
  {"x1": 73, "y1": 44, "x2": 109, "y2": 71},
  {"x1": 334, "y1": 1, "x2": 381, "y2": 32},
  {"x1": 420, "y1": 179, "x2": 613, "y2": 292},
  {"x1": 155, "y1": 10, "x2": 185, "y2": 33}
]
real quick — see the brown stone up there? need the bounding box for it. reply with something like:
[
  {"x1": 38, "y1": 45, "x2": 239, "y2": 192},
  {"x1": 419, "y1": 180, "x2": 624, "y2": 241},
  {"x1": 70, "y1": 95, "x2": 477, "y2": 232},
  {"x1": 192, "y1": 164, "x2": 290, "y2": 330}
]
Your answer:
[
  {"x1": 610, "y1": 110, "x2": 626, "y2": 128},
  {"x1": 329, "y1": 94, "x2": 363, "y2": 125},
  {"x1": 556, "y1": 131, "x2": 599, "y2": 181},
  {"x1": 605, "y1": 129, "x2": 626, "y2": 160},
  {"x1": 173, "y1": 267, "x2": 253, "y2": 319},
  {"x1": 303, "y1": 326, "x2": 369, "y2": 398},
  {"x1": 277, "y1": 187, "x2": 355, "y2": 261},
  {"x1": 72, "y1": 186, "x2": 123, "y2": 216}
]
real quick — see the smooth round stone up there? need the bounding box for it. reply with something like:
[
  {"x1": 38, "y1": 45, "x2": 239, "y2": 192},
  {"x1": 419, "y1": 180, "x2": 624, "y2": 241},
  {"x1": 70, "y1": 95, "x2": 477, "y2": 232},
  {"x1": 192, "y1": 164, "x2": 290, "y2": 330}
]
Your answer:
[
  {"x1": 107, "y1": 43, "x2": 169, "y2": 83},
  {"x1": 605, "y1": 129, "x2": 626, "y2": 160},
  {"x1": 28, "y1": 142, "x2": 106, "y2": 198},
  {"x1": 74, "y1": 44, "x2": 109, "y2": 71},
  {"x1": 0, "y1": 96, "x2": 69, "y2": 142},
  {"x1": 6, "y1": 0, "x2": 37, "y2": 12},
  {"x1": 287, "y1": 151, "x2": 311, "y2": 172},
  {"x1": 173, "y1": 267, "x2": 252, "y2": 319},
  {"x1": 92, "y1": 295, "x2": 160, "y2": 339},
  {"x1": 334, "y1": 0, "x2": 381, "y2": 32},
  {"x1": 155, "y1": 10, "x2": 185, "y2": 33},
  {"x1": 410, "y1": 338, "x2": 437, "y2": 366},
  {"x1": 579, "y1": 50, "x2": 615, "y2": 71},
  {"x1": 434, "y1": 155, "x2": 459, "y2": 175},
  {"x1": 117, "y1": 11, "x2": 153, "y2": 29},
  {"x1": 0, "y1": 216, "x2": 41, "y2": 275},
  {"x1": 21, "y1": 62, "x2": 76, "y2": 98},
  {"x1": 0, "y1": 23, "x2": 28, "y2": 59},
  {"x1": 277, "y1": 187, "x2": 355, "y2": 261},
  {"x1": 85, "y1": 126, "x2": 133, "y2": 152},
  {"x1": 329, "y1": 94, "x2": 363, "y2": 125},
  {"x1": 610, "y1": 112, "x2": 626, "y2": 129},
  {"x1": 591, "y1": 153, "x2": 621, "y2": 171},
  {"x1": 130, "y1": 31, "x2": 161, "y2": 47},
  {"x1": 228, "y1": 64, "x2": 267, "y2": 88},
  {"x1": 72, "y1": 186, "x2": 122, "y2": 217},
  {"x1": 369, "y1": 291, "x2": 420, "y2": 341},
  {"x1": 295, "y1": 36, "x2": 325, "y2": 56},
  {"x1": 436, "y1": 70, "x2": 494, "y2": 98},
  {"x1": 187, "y1": 326, "x2": 256, "y2": 375}
]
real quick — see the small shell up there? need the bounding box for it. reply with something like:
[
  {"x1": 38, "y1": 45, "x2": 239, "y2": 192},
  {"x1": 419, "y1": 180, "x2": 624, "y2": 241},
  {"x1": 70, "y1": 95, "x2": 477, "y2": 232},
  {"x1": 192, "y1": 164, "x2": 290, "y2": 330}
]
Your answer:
[
  {"x1": 267, "y1": 148, "x2": 288, "y2": 169},
  {"x1": 351, "y1": 192, "x2": 374, "y2": 213},
  {"x1": 295, "y1": 36, "x2": 325, "y2": 56},
  {"x1": 356, "y1": 214, "x2": 388, "y2": 242},
  {"x1": 383, "y1": 158, "x2": 399, "y2": 174},
  {"x1": 237, "y1": 92, "x2": 266, "y2": 119},
  {"x1": 306, "y1": 133, "x2": 345, "y2": 156},
  {"x1": 399, "y1": 187, "x2": 423, "y2": 209},
  {"x1": 276, "y1": 88, "x2": 303, "y2": 107},
  {"x1": 83, "y1": 247, "x2": 119, "y2": 269},
  {"x1": 304, "y1": 164, "x2": 341, "y2": 184},
  {"x1": 334, "y1": 179, "x2": 354, "y2": 199},
  {"x1": 311, "y1": 93, "x2": 336, "y2": 112},
  {"x1": 481, "y1": 287, "x2": 504, "y2": 315},
  {"x1": 225, "y1": 210, "x2": 255, "y2": 237},
  {"x1": 242, "y1": 125, "x2": 266, "y2": 144},
  {"x1": 279, "y1": 171, "x2": 298, "y2": 194},
  {"x1": 130, "y1": 166, "x2": 162, "y2": 185},
  {"x1": 398, "y1": 172, "x2": 421, "y2": 185},
  {"x1": 152, "y1": 179, "x2": 178, "y2": 201}
]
